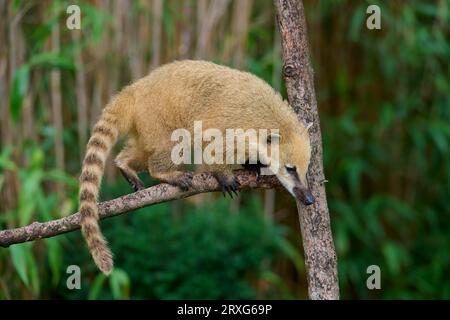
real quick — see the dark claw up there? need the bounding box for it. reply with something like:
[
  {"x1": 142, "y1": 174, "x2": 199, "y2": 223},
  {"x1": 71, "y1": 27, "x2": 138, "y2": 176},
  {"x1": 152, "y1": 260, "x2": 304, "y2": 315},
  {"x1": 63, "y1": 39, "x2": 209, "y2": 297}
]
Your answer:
[
  {"x1": 256, "y1": 167, "x2": 261, "y2": 179},
  {"x1": 132, "y1": 180, "x2": 145, "y2": 192},
  {"x1": 176, "y1": 180, "x2": 189, "y2": 191},
  {"x1": 221, "y1": 186, "x2": 235, "y2": 198},
  {"x1": 178, "y1": 183, "x2": 188, "y2": 191},
  {"x1": 215, "y1": 173, "x2": 240, "y2": 198}
]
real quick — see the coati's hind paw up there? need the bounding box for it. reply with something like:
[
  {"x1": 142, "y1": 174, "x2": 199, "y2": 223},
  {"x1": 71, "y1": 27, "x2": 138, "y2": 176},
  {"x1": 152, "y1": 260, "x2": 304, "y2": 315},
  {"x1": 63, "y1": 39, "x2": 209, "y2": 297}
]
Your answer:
[
  {"x1": 119, "y1": 168, "x2": 145, "y2": 192},
  {"x1": 131, "y1": 180, "x2": 145, "y2": 192},
  {"x1": 242, "y1": 161, "x2": 266, "y2": 182},
  {"x1": 214, "y1": 173, "x2": 240, "y2": 198}
]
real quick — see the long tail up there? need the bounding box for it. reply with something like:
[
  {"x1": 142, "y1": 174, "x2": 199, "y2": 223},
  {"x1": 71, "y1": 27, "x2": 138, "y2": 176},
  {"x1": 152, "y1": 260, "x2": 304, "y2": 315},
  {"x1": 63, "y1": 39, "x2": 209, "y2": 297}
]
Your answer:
[{"x1": 79, "y1": 91, "x2": 133, "y2": 274}]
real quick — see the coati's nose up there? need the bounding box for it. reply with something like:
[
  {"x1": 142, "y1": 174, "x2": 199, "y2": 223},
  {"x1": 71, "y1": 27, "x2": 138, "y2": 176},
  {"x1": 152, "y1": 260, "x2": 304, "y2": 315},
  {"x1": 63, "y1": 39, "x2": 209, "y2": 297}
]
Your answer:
[
  {"x1": 293, "y1": 187, "x2": 315, "y2": 206},
  {"x1": 303, "y1": 191, "x2": 315, "y2": 206}
]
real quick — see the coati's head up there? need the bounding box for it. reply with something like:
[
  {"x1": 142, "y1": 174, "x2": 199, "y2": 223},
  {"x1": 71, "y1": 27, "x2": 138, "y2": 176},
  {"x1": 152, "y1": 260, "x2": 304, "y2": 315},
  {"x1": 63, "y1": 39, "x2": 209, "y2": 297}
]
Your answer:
[{"x1": 263, "y1": 123, "x2": 315, "y2": 206}]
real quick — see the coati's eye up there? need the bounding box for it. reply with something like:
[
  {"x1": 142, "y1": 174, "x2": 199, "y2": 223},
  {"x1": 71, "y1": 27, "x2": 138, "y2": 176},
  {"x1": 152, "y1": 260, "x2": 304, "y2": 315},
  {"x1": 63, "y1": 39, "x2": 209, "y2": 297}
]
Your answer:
[{"x1": 286, "y1": 165, "x2": 296, "y2": 173}]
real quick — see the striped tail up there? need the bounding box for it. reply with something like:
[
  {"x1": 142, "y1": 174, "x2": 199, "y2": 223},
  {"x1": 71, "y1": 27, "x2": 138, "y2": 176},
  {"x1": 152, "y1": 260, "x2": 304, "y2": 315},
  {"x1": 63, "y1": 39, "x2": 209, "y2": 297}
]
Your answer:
[{"x1": 79, "y1": 109, "x2": 120, "y2": 275}]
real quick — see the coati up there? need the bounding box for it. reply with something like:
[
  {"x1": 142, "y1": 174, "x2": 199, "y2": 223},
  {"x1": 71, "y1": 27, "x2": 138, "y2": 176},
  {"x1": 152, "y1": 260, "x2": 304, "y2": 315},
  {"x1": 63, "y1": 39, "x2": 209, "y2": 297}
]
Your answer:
[{"x1": 79, "y1": 60, "x2": 314, "y2": 274}]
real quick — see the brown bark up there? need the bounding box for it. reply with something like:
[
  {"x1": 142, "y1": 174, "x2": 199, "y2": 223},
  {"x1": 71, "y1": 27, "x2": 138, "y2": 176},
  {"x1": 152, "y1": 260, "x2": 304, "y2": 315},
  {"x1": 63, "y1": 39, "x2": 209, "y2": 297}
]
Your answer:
[
  {"x1": 0, "y1": 170, "x2": 280, "y2": 247},
  {"x1": 274, "y1": 0, "x2": 339, "y2": 299}
]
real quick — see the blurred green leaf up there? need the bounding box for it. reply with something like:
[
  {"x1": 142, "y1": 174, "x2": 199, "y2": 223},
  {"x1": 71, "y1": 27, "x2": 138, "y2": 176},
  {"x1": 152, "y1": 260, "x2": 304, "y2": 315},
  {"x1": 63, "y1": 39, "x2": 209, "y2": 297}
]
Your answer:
[
  {"x1": 10, "y1": 65, "x2": 29, "y2": 123},
  {"x1": 10, "y1": 244, "x2": 30, "y2": 287},
  {"x1": 88, "y1": 274, "x2": 107, "y2": 300},
  {"x1": 28, "y1": 52, "x2": 75, "y2": 70},
  {"x1": 383, "y1": 242, "x2": 404, "y2": 275},
  {"x1": 275, "y1": 237, "x2": 304, "y2": 274},
  {"x1": 348, "y1": 4, "x2": 365, "y2": 41},
  {"x1": 27, "y1": 248, "x2": 40, "y2": 296},
  {"x1": 18, "y1": 170, "x2": 42, "y2": 226},
  {"x1": 109, "y1": 269, "x2": 130, "y2": 300},
  {"x1": 47, "y1": 238, "x2": 62, "y2": 287}
]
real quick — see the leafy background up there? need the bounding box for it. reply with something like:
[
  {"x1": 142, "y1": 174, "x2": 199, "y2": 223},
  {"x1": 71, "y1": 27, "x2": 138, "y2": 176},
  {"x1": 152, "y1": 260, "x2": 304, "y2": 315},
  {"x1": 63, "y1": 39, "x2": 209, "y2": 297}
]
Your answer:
[{"x1": 0, "y1": 0, "x2": 449, "y2": 299}]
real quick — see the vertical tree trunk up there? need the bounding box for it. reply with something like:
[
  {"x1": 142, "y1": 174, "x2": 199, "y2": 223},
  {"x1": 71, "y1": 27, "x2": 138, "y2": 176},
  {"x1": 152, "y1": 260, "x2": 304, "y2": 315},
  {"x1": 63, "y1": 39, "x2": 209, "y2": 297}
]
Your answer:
[{"x1": 274, "y1": 0, "x2": 339, "y2": 300}]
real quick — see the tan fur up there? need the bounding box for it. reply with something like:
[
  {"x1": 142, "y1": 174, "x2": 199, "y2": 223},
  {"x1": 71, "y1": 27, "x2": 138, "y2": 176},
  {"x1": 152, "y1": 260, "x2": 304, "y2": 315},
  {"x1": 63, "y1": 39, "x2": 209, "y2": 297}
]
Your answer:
[{"x1": 79, "y1": 60, "x2": 312, "y2": 274}]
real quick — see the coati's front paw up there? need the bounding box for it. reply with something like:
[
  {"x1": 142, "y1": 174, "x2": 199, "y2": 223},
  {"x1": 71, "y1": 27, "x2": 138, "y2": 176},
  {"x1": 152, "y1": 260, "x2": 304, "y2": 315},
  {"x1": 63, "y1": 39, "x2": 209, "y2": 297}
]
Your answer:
[
  {"x1": 214, "y1": 172, "x2": 240, "y2": 198},
  {"x1": 166, "y1": 171, "x2": 194, "y2": 191}
]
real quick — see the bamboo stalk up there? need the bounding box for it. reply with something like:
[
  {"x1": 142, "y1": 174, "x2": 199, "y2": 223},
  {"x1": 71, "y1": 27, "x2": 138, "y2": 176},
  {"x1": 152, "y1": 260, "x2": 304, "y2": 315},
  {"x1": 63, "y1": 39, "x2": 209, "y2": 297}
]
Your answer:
[
  {"x1": 73, "y1": 30, "x2": 88, "y2": 161},
  {"x1": 178, "y1": 0, "x2": 192, "y2": 59},
  {"x1": 195, "y1": 0, "x2": 231, "y2": 59},
  {"x1": 150, "y1": 0, "x2": 163, "y2": 70},
  {"x1": 231, "y1": 0, "x2": 253, "y2": 68},
  {"x1": 127, "y1": 1, "x2": 143, "y2": 79},
  {"x1": 50, "y1": 7, "x2": 65, "y2": 174}
]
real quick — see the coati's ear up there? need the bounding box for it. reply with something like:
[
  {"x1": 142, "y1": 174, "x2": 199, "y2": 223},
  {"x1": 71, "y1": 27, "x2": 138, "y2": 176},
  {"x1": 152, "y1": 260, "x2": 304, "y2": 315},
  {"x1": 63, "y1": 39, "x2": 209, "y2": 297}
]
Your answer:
[
  {"x1": 267, "y1": 132, "x2": 281, "y2": 145},
  {"x1": 305, "y1": 121, "x2": 313, "y2": 131}
]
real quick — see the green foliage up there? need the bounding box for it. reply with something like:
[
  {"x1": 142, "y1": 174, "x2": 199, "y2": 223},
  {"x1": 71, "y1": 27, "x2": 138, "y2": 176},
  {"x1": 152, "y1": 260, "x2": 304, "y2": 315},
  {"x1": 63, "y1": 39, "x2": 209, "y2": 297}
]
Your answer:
[
  {"x1": 0, "y1": 145, "x2": 78, "y2": 298},
  {"x1": 318, "y1": 0, "x2": 450, "y2": 299},
  {"x1": 10, "y1": 65, "x2": 30, "y2": 123}
]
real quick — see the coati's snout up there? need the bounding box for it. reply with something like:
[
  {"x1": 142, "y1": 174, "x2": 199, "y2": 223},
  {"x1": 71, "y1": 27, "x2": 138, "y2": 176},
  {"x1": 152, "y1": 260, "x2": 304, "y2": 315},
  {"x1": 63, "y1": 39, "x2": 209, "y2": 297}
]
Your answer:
[
  {"x1": 293, "y1": 186, "x2": 315, "y2": 206},
  {"x1": 276, "y1": 164, "x2": 315, "y2": 206},
  {"x1": 266, "y1": 124, "x2": 313, "y2": 206},
  {"x1": 287, "y1": 165, "x2": 314, "y2": 205}
]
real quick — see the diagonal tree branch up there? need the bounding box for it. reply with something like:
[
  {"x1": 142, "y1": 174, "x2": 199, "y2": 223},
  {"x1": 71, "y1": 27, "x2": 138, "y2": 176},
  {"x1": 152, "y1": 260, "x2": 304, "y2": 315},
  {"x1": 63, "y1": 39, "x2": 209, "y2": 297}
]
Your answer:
[
  {"x1": 274, "y1": 0, "x2": 339, "y2": 299},
  {"x1": 0, "y1": 170, "x2": 280, "y2": 248}
]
